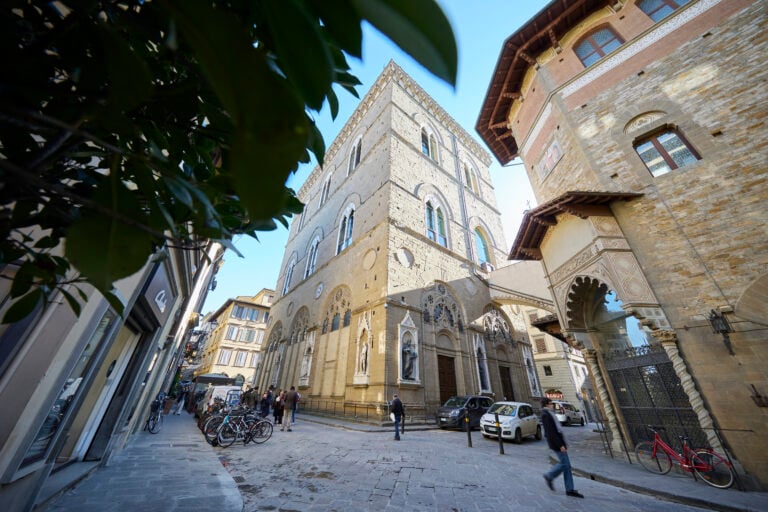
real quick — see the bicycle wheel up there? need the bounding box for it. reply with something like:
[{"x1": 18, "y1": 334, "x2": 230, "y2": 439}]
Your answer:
[
  {"x1": 693, "y1": 450, "x2": 734, "y2": 489},
  {"x1": 217, "y1": 424, "x2": 237, "y2": 448},
  {"x1": 148, "y1": 412, "x2": 161, "y2": 434},
  {"x1": 250, "y1": 420, "x2": 273, "y2": 444},
  {"x1": 635, "y1": 442, "x2": 672, "y2": 474},
  {"x1": 204, "y1": 417, "x2": 223, "y2": 446}
]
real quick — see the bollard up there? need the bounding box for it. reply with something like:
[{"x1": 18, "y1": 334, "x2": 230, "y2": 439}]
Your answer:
[
  {"x1": 495, "y1": 413, "x2": 504, "y2": 455},
  {"x1": 465, "y1": 413, "x2": 472, "y2": 448}
]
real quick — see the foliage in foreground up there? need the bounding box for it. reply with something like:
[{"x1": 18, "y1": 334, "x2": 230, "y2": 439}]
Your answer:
[{"x1": 0, "y1": 0, "x2": 457, "y2": 322}]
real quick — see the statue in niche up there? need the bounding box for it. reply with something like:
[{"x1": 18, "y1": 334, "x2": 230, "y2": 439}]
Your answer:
[
  {"x1": 359, "y1": 342, "x2": 368, "y2": 374},
  {"x1": 401, "y1": 335, "x2": 417, "y2": 380},
  {"x1": 300, "y1": 344, "x2": 312, "y2": 378}
]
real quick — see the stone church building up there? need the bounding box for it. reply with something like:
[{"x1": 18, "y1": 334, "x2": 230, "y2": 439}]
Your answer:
[
  {"x1": 477, "y1": 0, "x2": 767, "y2": 488},
  {"x1": 256, "y1": 62, "x2": 542, "y2": 422}
]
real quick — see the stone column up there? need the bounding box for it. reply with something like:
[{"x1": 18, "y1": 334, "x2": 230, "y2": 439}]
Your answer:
[
  {"x1": 656, "y1": 330, "x2": 725, "y2": 453},
  {"x1": 584, "y1": 348, "x2": 626, "y2": 456}
]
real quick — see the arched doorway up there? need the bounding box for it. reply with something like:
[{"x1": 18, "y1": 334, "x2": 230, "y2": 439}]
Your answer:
[{"x1": 567, "y1": 276, "x2": 707, "y2": 449}]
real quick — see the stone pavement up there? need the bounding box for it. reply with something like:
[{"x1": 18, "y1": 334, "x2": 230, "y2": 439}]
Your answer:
[
  {"x1": 40, "y1": 412, "x2": 767, "y2": 512},
  {"x1": 40, "y1": 412, "x2": 242, "y2": 512}
]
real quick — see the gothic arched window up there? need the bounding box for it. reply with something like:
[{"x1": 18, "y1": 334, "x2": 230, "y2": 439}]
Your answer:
[
  {"x1": 337, "y1": 207, "x2": 355, "y2": 254},
  {"x1": 474, "y1": 228, "x2": 491, "y2": 265},
  {"x1": 425, "y1": 201, "x2": 447, "y2": 247}
]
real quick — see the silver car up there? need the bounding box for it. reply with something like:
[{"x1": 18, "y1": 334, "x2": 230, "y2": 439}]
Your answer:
[
  {"x1": 480, "y1": 401, "x2": 541, "y2": 443},
  {"x1": 551, "y1": 400, "x2": 586, "y2": 426}
]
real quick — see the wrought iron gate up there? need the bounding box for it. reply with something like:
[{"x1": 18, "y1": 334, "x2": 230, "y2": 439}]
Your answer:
[{"x1": 603, "y1": 344, "x2": 707, "y2": 449}]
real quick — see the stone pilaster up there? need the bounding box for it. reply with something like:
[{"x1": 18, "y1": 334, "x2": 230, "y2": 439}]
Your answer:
[{"x1": 584, "y1": 348, "x2": 626, "y2": 456}]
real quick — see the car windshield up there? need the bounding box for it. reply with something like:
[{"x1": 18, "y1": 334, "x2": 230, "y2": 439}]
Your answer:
[
  {"x1": 487, "y1": 404, "x2": 517, "y2": 416},
  {"x1": 443, "y1": 396, "x2": 468, "y2": 408}
]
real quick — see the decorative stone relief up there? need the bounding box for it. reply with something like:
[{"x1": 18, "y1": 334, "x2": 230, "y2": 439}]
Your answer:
[
  {"x1": 395, "y1": 247, "x2": 414, "y2": 268},
  {"x1": 623, "y1": 111, "x2": 666, "y2": 134},
  {"x1": 362, "y1": 249, "x2": 377, "y2": 270},
  {"x1": 399, "y1": 311, "x2": 420, "y2": 384},
  {"x1": 421, "y1": 282, "x2": 464, "y2": 332}
]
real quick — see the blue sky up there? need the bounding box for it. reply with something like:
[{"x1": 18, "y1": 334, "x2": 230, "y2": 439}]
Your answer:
[{"x1": 202, "y1": 1, "x2": 547, "y2": 314}]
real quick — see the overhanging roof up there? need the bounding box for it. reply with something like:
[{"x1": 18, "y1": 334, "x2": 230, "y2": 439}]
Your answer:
[
  {"x1": 509, "y1": 191, "x2": 642, "y2": 260},
  {"x1": 476, "y1": 0, "x2": 611, "y2": 164}
]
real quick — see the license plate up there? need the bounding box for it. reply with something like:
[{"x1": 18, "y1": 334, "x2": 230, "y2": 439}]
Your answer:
[
  {"x1": 486, "y1": 426, "x2": 498, "y2": 433},
  {"x1": 440, "y1": 418, "x2": 447, "y2": 422}
]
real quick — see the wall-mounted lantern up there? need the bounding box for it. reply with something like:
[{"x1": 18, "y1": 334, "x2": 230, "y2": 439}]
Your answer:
[{"x1": 708, "y1": 309, "x2": 734, "y2": 355}]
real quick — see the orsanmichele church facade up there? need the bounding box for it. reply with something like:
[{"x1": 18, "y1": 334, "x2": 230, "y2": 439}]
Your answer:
[{"x1": 256, "y1": 62, "x2": 542, "y2": 421}]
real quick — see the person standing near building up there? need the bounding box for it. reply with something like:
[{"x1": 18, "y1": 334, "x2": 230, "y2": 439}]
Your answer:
[
  {"x1": 282, "y1": 386, "x2": 299, "y2": 431},
  {"x1": 390, "y1": 394, "x2": 405, "y2": 441},
  {"x1": 541, "y1": 397, "x2": 584, "y2": 498},
  {"x1": 273, "y1": 390, "x2": 285, "y2": 425}
]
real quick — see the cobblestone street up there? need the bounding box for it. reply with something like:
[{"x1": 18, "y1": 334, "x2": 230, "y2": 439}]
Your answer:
[{"x1": 218, "y1": 419, "x2": 711, "y2": 512}]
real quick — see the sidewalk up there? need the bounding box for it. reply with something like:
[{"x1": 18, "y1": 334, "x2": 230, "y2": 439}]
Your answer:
[
  {"x1": 40, "y1": 413, "x2": 242, "y2": 512},
  {"x1": 40, "y1": 413, "x2": 767, "y2": 512}
]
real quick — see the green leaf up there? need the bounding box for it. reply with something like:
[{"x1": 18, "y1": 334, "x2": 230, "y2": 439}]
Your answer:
[
  {"x1": 307, "y1": 0, "x2": 363, "y2": 57},
  {"x1": 10, "y1": 262, "x2": 35, "y2": 299},
  {"x1": 96, "y1": 24, "x2": 153, "y2": 112},
  {"x1": 308, "y1": 120, "x2": 326, "y2": 165},
  {"x1": 59, "y1": 288, "x2": 82, "y2": 317},
  {"x1": 327, "y1": 87, "x2": 340, "y2": 119},
  {"x1": 2, "y1": 289, "x2": 43, "y2": 324},
  {"x1": 262, "y1": 0, "x2": 335, "y2": 111},
  {"x1": 217, "y1": 238, "x2": 244, "y2": 258},
  {"x1": 34, "y1": 236, "x2": 60, "y2": 249},
  {"x1": 65, "y1": 178, "x2": 154, "y2": 290},
  {"x1": 102, "y1": 290, "x2": 126, "y2": 318},
  {"x1": 351, "y1": 0, "x2": 457, "y2": 86}
]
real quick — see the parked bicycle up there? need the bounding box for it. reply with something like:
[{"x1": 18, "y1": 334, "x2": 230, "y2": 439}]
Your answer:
[
  {"x1": 145, "y1": 394, "x2": 166, "y2": 434},
  {"x1": 216, "y1": 410, "x2": 273, "y2": 448},
  {"x1": 634, "y1": 426, "x2": 734, "y2": 489}
]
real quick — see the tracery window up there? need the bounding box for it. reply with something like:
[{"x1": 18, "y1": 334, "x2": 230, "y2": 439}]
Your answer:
[
  {"x1": 281, "y1": 258, "x2": 296, "y2": 296},
  {"x1": 348, "y1": 137, "x2": 362, "y2": 174},
  {"x1": 320, "y1": 174, "x2": 332, "y2": 206},
  {"x1": 474, "y1": 228, "x2": 492, "y2": 265},
  {"x1": 483, "y1": 306, "x2": 514, "y2": 346},
  {"x1": 421, "y1": 128, "x2": 438, "y2": 161},
  {"x1": 337, "y1": 207, "x2": 355, "y2": 254},
  {"x1": 422, "y1": 283, "x2": 463, "y2": 331},
  {"x1": 304, "y1": 237, "x2": 320, "y2": 278},
  {"x1": 463, "y1": 162, "x2": 479, "y2": 194},
  {"x1": 323, "y1": 287, "x2": 351, "y2": 334},
  {"x1": 425, "y1": 201, "x2": 447, "y2": 247}
]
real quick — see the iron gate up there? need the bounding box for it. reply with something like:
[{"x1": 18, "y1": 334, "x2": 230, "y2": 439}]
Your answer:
[{"x1": 603, "y1": 344, "x2": 707, "y2": 449}]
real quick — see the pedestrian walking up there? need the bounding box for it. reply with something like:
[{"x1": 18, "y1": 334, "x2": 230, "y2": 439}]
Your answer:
[
  {"x1": 282, "y1": 386, "x2": 299, "y2": 431},
  {"x1": 291, "y1": 391, "x2": 300, "y2": 424},
  {"x1": 390, "y1": 393, "x2": 405, "y2": 440},
  {"x1": 274, "y1": 390, "x2": 285, "y2": 425},
  {"x1": 541, "y1": 397, "x2": 584, "y2": 498}
]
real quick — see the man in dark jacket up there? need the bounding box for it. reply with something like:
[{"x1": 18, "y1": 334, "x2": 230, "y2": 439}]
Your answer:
[
  {"x1": 390, "y1": 394, "x2": 405, "y2": 441},
  {"x1": 541, "y1": 397, "x2": 584, "y2": 498}
]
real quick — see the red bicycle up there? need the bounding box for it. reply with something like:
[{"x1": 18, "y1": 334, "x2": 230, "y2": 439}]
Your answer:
[{"x1": 634, "y1": 426, "x2": 734, "y2": 489}]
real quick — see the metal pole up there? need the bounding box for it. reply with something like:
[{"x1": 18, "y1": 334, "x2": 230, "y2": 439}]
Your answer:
[
  {"x1": 465, "y1": 413, "x2": 472, "y2": 448},
  {"x1": 495, "y1": 413, "x2": 504, "y2": 455}
]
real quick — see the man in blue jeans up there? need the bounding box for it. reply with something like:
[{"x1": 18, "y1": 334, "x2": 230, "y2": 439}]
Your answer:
[
  {"x1": 390, "y1": 394, "x2": 405, "y2": 441},
  {"x1": 541, "y1": 397, "x2": 584, "y2": 498}
]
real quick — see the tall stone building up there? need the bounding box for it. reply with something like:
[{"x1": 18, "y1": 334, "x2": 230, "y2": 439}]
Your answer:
[
  {"x1": 477, "y1": 0, "x2": 768, "y2": 487},
  {"x1": 256, "y1": 62, "x2": 541, "y2": 421}
]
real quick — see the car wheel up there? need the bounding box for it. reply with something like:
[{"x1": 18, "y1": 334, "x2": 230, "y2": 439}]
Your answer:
[
  {"x1": 535, "y1": 425, "x2": 542, "y2": 440},
  {"x1": 513, "y1": 428, "x2": 522, "y2": 444}
]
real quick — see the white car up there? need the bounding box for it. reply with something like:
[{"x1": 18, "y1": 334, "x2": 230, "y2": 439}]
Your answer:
[
  {"x1": 551, "y1": 401, "x2": 586, "y2": 426},
  {"x1": 479, "y1": 401, "x2": 541, "y2": 443}
]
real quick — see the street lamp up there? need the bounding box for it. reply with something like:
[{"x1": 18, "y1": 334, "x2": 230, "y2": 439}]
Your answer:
[{"x1": 708, "y1": 309, "x2": 734, "y2": 355}]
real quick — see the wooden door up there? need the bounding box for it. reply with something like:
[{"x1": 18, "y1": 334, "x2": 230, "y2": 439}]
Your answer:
[
  {"x1": 499, "y1": 365, "x2": 515, "y2": 401},
  {"x1": 437, "y1": 355, "x2": 457, "y2": 404}
]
